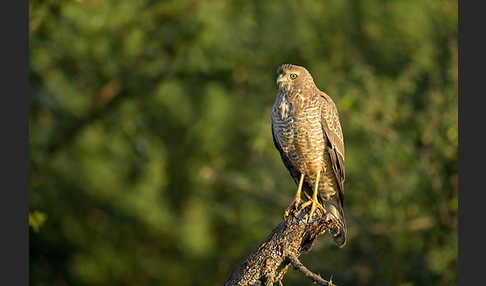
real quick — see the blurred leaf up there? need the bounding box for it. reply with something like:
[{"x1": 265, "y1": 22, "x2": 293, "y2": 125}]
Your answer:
[{"x1": 29, "y1": 211, "x2": 47, "y2": 233}]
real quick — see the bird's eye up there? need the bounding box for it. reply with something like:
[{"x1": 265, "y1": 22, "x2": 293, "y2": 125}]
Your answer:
[{"x1": 290, "y1": 73, "x2": 298, "y2": 80}]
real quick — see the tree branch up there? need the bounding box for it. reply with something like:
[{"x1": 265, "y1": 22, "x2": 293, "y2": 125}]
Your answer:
[
  {"x1": 288, "y1": 256, "x2": 334, "y2": 286},
  {"x1": 221, "y1": 203, "x2": 339, "y2": 286}
]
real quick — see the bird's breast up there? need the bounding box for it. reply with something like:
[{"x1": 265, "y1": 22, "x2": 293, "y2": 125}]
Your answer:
[{"x1": 272, "y1": 92, "x2": 326, "y2": 174}]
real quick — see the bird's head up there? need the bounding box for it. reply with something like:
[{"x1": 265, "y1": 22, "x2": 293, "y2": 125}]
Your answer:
[{"x1": 276, "y1": 64, "x2": 314, "y2": 93}]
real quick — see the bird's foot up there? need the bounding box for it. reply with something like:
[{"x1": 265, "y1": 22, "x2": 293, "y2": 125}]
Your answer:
[
  {"x1": 300, "y1": 170, "x2": 325, "y2": 222},
  {"x1": 284, "y1": 197, "x2": 301, "y2": 217},
  {"x1": 300, "y1": 198, "x2": 326, "y2": 222},
  {"x1": 285, "y1": 173, "x2": 305, "y2": 217}
]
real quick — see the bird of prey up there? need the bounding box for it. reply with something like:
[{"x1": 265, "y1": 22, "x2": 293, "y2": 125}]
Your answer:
[{"x1": 271, "y1": 64, "x2": 347, "y2": 247}]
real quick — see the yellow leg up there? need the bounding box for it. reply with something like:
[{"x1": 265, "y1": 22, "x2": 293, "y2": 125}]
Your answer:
[
  {"x1": 294, "y1": 173, "x2": 304, "y2": 206},
  {"x1": 285, "y1": 173, "x2": 305, "y2": 216},
  {"x1": 300, "y1": 170, "x2": 326, "y2": 219}
]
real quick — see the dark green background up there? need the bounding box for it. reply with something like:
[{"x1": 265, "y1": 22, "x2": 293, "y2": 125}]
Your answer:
[{"x1": 29, "y1": 0, "x2": 457, "y2": 285}]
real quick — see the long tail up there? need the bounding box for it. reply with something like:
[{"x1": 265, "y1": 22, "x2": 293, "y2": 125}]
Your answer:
[
  {"x1": 322, "y1": 200, "x2": 347, "y2": 248},
  {"x1": 302, "y1": 180, "x2": 347, "y2": 247}
]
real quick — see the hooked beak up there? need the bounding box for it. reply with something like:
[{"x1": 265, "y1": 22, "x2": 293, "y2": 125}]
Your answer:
[{"x1": 276, "y1": 74, "x2": 288, "y2": 86}]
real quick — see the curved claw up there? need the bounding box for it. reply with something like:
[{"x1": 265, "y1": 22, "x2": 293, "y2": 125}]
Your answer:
[
  {"x1": 300, "y1": 198, "x2": 326, "y2": 220},
  {"x1": 300, "y1": 170, "x2": 326, "y2": 221}
]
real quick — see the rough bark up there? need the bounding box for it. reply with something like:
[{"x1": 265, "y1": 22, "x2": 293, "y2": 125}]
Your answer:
[{"x1": 221, "y1": 204, "x2": 338, "y2": 286}]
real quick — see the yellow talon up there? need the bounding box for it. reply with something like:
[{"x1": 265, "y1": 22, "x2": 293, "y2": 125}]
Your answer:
[{"x1": 300, "y1": 170, "x2": 326, "y2": 220}]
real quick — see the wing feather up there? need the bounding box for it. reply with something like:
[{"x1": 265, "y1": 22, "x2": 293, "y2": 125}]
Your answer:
[{"x1": 319, "y1": 91, "x2": 345, "y2": 204}]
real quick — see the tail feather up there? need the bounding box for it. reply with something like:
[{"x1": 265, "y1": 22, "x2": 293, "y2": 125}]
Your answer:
[{"x1": 322, "y1": 200, "x2": 347, "y2": 248}]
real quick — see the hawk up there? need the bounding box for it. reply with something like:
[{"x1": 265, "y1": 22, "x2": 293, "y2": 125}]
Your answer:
[{"x1": 271, "y1": 64, "x2": 347, "y2": 247}]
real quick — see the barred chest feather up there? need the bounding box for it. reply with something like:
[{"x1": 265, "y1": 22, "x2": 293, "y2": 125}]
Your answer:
[
  {"x1": 274, "y1": 88, "x2": 307, "y2": 120},
  {"x1": 272, "y1": 88, "x2": 326, "y2": 174}
]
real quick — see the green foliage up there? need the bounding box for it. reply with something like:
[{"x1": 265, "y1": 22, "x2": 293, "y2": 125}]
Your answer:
[
  {"x1": 30, "y1": 0, "x2": 457, "y2": 285},
  {"x1": 29, "y1": 211, "x2": 48, "y2": 233}
]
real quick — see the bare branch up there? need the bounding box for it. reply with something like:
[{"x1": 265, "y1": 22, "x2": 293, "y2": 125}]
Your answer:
[
  {"x1": 288, "y1": 256, "x2": 335, "y2": 286},
  {"x1": 221, "y1": 202, "x2": 340, "y2": 286}
]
